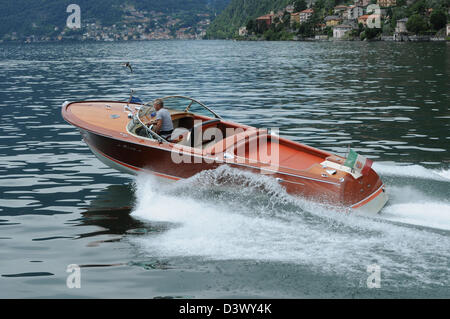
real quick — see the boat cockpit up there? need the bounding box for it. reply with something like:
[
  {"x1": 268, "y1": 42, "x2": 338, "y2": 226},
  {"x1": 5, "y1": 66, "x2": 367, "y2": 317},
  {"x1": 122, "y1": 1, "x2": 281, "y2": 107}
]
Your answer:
[{"x1": 127, "y1": 96, "x2": 246, "y2": 150}]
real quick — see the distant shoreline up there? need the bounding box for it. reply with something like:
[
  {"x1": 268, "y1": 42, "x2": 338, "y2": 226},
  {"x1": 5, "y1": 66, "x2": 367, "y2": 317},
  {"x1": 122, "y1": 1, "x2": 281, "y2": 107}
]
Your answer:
[{"x1": 0, "y1": 37, "x2": 448, "y2": 44}]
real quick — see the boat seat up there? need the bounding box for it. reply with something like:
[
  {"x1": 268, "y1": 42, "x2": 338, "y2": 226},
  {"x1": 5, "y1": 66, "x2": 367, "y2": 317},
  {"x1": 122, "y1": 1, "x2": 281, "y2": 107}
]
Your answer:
[
  {"x1": 170, "y1": 127, "x2": 190, "y2": 144},
  {"x1": 170, "y1": 113, "x2": 194, "y2": 130},
  {"x1": 188, "y1": 119, "x2": 221, "y2": 148}
]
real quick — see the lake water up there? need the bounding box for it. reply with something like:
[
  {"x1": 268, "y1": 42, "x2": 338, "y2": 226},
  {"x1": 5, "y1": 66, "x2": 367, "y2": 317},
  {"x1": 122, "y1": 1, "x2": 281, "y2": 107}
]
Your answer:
[{"x1": 0, "y1": 40, "x2": 449, "y2": 298}]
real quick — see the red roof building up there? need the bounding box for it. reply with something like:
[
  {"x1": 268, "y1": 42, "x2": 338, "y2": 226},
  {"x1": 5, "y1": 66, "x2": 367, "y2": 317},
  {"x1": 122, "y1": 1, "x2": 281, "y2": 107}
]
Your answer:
[
  {"x1": 299, "y1": 9, "x2": 314, "y2": 24},
  {"x1": 256, "y1": 13, "x2": 275, "y2": 27}
]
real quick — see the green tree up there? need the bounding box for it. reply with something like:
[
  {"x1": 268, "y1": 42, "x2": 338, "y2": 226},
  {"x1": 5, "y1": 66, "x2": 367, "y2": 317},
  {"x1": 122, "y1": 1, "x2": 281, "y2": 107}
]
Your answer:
[
  {"x1": 360, "y1": 30, "x2": 366, "y2": 40},
  {"x1": 282, "y1": 10, "x2": 291, "y2": 26},
  {"x1": 256, "y1": 21, "x2": 269, "y2": 34},
  {"x1": 314, "y1": 0, "x2": 325, "y2": 10},
  {"x1": 390, "y1": 6, "x2": 408, "y2": 28},
  {"x1": 327, "y1": 27, "x2": 333, "y2": 38},
  {"x1": 206, "y1": 0, "x2": 294, "y2": 39},
  {"x1": 264, "y1": 28, "x2": 278, "y2": 40},
  {"x1": 324, "y1": 0, "x2": 336, "y2": 11},
  {"x1": 406, "y1": 14, "x2": 428, "y2": 34},
  {"x1": 294, "y1": 0, "x2": 307, "y2": 12},
  {"x1": 350, "y1": 23, "x2": 364, "y2": 38},
  {"x1": 358, "y1": 23, "x2": 364, "y2": 34},
  {"x1": 382, "y1": 23, "x2": 393, "y2": 35},
  {"x1": 429, "y1": 10, "x2": 447, "y2": 30},
  {"x1": 246, "y1": 19, "x2": 256, "y2": 34},
  {"x1": 297, "y1": 22, "x2": 314, "y2": 37},
  {"x1": 364, "y1": 26, "x2": 381, "y2": 39},
  {"x1": 309, "y1": 11, "x2": 321, "y2": 26},
  {"x1": 409, "y1": 0, "x2": 427, "y2": 15}
]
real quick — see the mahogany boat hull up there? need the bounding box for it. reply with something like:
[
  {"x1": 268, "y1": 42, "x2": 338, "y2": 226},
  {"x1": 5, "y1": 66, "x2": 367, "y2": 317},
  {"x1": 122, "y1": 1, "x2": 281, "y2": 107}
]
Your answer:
[
  {"x1": 81, "y1": 128, "x2": 387, "y2": 215},
  {"x1": 62, "y1": 100, "x2": 388, "y2": 214}
]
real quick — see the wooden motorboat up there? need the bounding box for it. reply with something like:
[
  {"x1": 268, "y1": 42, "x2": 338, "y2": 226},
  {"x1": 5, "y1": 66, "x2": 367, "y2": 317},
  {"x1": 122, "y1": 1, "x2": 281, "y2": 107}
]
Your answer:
[{"x1": 62, "y1": 95, "x2": 388, "y2": 214}]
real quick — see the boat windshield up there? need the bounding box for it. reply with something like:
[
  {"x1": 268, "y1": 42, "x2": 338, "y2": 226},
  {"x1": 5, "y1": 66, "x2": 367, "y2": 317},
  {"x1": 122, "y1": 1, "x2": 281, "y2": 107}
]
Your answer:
[
  {"x1": 132, "y1": 96, "x2": 222, "y2": 143},
  {"x1": 142, "y1": 96, "x2": 221, "y2": 119}
]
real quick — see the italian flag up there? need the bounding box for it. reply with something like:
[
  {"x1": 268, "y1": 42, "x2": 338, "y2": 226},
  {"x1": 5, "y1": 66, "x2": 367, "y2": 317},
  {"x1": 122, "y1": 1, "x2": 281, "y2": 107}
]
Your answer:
[{"x1": 344, "y1": 149, "x2": 373, "y2": 175}]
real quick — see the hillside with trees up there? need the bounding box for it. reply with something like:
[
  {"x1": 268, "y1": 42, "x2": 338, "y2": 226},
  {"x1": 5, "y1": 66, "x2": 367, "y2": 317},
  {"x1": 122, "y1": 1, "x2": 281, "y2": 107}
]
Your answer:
[
  {"x1": 207, "y1": 0, "x2": 449, "y2": 40},
  {"x1": 0, "y1": 0, "x2": 230, "y2": 41},
  {"x1": 205, "y1": 0, "x2": 294, "y2": 39}
]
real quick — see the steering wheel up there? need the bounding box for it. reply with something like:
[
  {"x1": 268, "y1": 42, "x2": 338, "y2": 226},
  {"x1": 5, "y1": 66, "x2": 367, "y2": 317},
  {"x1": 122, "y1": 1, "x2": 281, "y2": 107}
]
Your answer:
[{"x1": 145, "y1": 124, "x2": 154, "y2": 138}]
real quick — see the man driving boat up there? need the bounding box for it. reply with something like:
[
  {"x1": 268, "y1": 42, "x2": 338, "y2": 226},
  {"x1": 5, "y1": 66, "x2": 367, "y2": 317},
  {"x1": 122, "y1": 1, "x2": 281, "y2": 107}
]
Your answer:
[{"x1": 152, "y1": 99, "x2": 173, "y2": 139}]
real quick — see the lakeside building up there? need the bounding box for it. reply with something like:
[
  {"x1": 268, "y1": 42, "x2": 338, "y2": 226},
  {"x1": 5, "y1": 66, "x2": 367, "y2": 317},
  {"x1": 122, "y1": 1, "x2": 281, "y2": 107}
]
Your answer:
[
  {"x1": 300, "y1": 9, "x2": 314, "y2": 24},
  {"x1": 355, "y1": 0, "x2": 370, "y2": 6},
  {"x1": 290, "y1": 12, "x2": 300, "y2": 25},
  {"x1": 357, "y1": 14, "x2": 381, "y2": 27},
  {"x1": 11, "y1": 5, "x2": 211, "y2": 42},
  {"x1": 377, "y1": 0, "x2": 396, "y2": 7},
  {"x1": 256, "y1": 13, "x2": 274, "y2": 27},
  {"x1": 315, "y1": 34, "x2": 328, "y2": 40},
  {"x1": 231, "y1": 0, "x2": 446, "y2": 41},
  {"x1": 315, "y1": 23, "x2": 327, "y2": 32},
  {"x1": 333, "y1": 24, "x2": 353, "y2": 39},
  {"x1": 347, "y1": 5, "x2": 365, "y2": 20},
  {"x1": 334, "y1": 5, "x2": 349, "y2": 17},
  {"x1": 446, "y1": 23, "x2": 450, "y2": 36},
  {"x1": 238, "y1": 27, "x2": 248, "y2": 36},
  {"x1": 395, "y1": 18, "x2": 408, "y2": 33},
  {"x1": 285, "y1": 4, "x2": 295, "y2": 13},
  {"x1": 394, "y1": 17, "x2": 408, "y2": 41},
  {"x1": 325, "y1": 15, "x2": 342, "y2": 27},
  {"x1": 358, "y1": 15, "x2": 369, "y2": 26}
]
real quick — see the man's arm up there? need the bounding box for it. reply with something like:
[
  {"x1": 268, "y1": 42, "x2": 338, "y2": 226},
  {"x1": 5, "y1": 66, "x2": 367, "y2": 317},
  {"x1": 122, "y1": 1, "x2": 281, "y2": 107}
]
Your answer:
[{"x1": 154, "y1": 119, "x2": 162, "y2": 133}]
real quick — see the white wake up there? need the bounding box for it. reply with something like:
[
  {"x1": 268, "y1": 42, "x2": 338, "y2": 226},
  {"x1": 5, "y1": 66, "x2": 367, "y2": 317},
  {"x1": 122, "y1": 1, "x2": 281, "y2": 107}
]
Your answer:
[{"x1": 130, "y1": 166, "x2": 450, "y2": 287}]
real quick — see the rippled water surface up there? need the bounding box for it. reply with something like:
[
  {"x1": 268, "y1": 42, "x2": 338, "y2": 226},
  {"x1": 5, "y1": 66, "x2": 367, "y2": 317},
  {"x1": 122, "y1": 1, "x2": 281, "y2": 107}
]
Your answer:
[{"x1": 0, "y1": 41, "x2": 449, "y2": 298}]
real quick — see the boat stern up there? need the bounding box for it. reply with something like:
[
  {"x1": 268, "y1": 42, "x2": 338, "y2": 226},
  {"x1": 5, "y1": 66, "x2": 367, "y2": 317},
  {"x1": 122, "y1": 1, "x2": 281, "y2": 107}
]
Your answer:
[
  {"x1": 350, "y1": 184, "x2": 388, "y2": 215},
  {"x1": 342, "y1": 166, "x2": 388, "y2": 214}
]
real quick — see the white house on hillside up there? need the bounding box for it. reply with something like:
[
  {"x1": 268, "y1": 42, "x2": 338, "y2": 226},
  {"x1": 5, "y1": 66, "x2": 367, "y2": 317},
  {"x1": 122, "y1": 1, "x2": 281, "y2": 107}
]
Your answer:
[
  {"x1": 333, "y1": 24, "x2": 353, "y2": 39},
  {"x1": 238, "y1": 27, "x2": 248, "y2": 36},
  {"x1": 395, "y1": 18, "x2": 408, "y2": 33}
]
